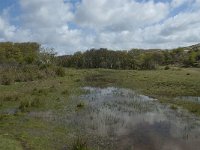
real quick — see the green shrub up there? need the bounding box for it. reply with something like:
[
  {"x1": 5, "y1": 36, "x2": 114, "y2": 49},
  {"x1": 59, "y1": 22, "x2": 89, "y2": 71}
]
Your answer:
[
  {"x1": 61, "y1": 89, "x2": 69, "y2": 95},
  {"x1": 2, "y1": 95, "x2": 20, "y2": 102},
  {"x1": 49, "y1": 85, "x2": 56, "y2": 92},
  {"x1": 75, "y1": 79, "x2": 81, "y2": 82},
  {"x1": 55, "y1": 67, "x2": 65, "y2": 77},
  {"x1": 76, "y1": 102, "x2": 85, "y2": 108},
  {"x1": 1, "y1": 74, "x2": 14, "y2": 85},
  {"x1": 0, "y1": 114, "x2": 10, "y2": 121},
  {"x1": 30, "y1": 98, "x2": 42, "y2": 108},
  {"x1": 170, "y1": 105, "x2": 177, "y2": 110},
  {"x1": 32, "y1": 88, "x2": 48, "y2": 96},
  {"x1": 164, "y1": 66, "x2": 170, "y2": 70},
  {"x1": 72, "y1": 137, "x2": 88, "y2": 150},
  {"x1": 19, "y1": 100, "x2": 31, "y2": 112}
]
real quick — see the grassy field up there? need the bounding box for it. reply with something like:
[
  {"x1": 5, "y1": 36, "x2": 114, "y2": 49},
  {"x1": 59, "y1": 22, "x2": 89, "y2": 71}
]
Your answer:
[{"x1": 0, "y1": 67, "x2": 200, "y2": 149}]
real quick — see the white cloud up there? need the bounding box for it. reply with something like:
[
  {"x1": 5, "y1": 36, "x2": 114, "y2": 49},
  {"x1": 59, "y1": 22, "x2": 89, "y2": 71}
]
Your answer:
[
  {"x1": 20, "y1": 0, "x2": 73, "y2": 28},
  {"x1": 1, "y1": 0, "x2": 200, "y2": 54},
  {"x1": 75, "y1": 0, "x2": 169, "y2": 31},
  {"x1": 0, "y1": 16, "x2": 16, "y2": 41},
  {"x1": 16, "y1": 0, "x2": 84, "y2": 54}
]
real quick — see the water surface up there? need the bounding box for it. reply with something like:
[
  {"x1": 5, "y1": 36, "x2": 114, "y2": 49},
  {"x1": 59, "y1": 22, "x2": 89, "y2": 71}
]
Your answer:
[{"x1": 73, "y1": 87, "x2": 200, "y2": 150}]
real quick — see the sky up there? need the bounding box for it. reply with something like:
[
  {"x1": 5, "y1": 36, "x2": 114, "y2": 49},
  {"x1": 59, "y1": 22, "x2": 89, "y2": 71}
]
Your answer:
[{"x1": 0, "y1": 0, "x2": 200, "y2": 54}]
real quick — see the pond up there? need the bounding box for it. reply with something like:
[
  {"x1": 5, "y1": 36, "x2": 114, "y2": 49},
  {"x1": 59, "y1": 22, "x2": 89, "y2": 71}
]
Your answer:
[{"x1": 70, "y1": 87, "x2": 200, "y2": 150}]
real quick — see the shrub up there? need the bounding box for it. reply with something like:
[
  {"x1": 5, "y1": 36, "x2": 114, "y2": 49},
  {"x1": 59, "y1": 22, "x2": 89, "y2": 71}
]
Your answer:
[
  {"x1": 164, "y1": 66, "x2": 170, "y2": 70},
  {"x1": 75, "y1": 79, "x2": 81, "y2": 82},
  {"x1": 2, "y1": 95, "x2": 19, "y2": 101},
  {"x1": 49, "y1": 85, "x2": 56, "y2": 92},
  {"x1": 2, "y1": 96, "x2": 13, "y2": 101},
  {"x1": 30, "y1": 98, "x2": 42, "y2": 108},
  {"x1": 1, "y1": 74, "x2": 13, "y2": 85},
  {"x1": 55, "y1": 67, "x2": 65, "y2": 77},
  {"x1": 19, "y1": 100, "x2": 31, "y2": 112},
  {"x1": 170, "y1": 105, "x2": 177, "y2": 110},
  {"x1": 0, "y1": 114, "x2": 9, "y2": 120},
  {"x1": 72, "y1": 137, "x2": 88, "y2": 150},
  {"x1": 61, "y1": 89, "x2": 69, "y2": 95},
  {"x1": 76, "y1": 102, "x2": 85, "y2": 108},
  {"x1": 32, "y1": 88, "x2": 48, "y2": 96}
]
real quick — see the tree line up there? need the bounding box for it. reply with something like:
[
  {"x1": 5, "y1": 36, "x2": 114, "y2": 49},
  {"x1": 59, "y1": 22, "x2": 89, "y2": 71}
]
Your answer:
[
  {"x1": 58, "y1": 47, "x2": 200, "y2": 70},
  {"x1": 1, "y1": 42, "x2": 200, "y2": 71}
]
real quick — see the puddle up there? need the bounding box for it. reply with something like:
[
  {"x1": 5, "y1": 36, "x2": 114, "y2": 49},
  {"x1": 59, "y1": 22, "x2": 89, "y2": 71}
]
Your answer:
[
  {"x1": 70, "y1": 87, "x2": 200, "y2": 150},
  {"x1": 0, "y1": 108, "x2": 18, "y2": 115}
]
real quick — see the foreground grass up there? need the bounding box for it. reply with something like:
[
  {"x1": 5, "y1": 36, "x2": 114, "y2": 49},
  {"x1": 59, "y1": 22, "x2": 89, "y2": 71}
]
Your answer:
[{"x1": 0, "y1": 67, "x2": 200, "y2": 149}]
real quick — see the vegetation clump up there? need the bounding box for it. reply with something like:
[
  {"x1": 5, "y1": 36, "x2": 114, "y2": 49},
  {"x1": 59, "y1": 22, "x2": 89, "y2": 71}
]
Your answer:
[
  {"x1": 77, "y1": 102, "x2": 85, "y2": 108},
  {"x1": 61, "y1": 89, "x2": 69, "y2": 95},
  {"x1": 18, "y1": 98, "x2": 42, "y2": 112},
  {"x1": 55, "y1": 67, "x2": 65, "y2": 77},
  {"x1": 1, "y1": 74, "x2": 14, "y2": 85},
  {"x1": 164, "y1": 66, "x2": 170, "y2": 70},
  {"x1": 72, "y1": 137, "x2": 88, "y2": 150},
  {"x1": 19, "y1": 100, "x2": 31, "y2": 112},
  {"x1": 170, "y1": 105, "x2": 178, "y2": 110}
]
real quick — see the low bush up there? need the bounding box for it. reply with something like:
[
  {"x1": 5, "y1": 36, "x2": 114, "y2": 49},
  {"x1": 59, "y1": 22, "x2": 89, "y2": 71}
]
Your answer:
[
  {"x1": 170, "y1": 105, "x2": 178, "y2": 110},
  {"x1": 72, "y1": 137, "x2": 88, "y2": 150},
  {"x1": 55, "y1": 67, "x2": 65, "y2": 77},
  {"x1": 19, "y1": 98, "x2": 43, "y2": 112},
  {"x1": 76, "y1": 102, "x2": 85, "y2": 108},
  {"x1": 164, "y1": 66, "x2": 170, "y2": 70},
  {"x1": 19, "y1": 100, "x2": 31, "y2": 112},
  {"x1": 1, "y1": 74, "x2": 14, "y2": 85},
  {"x1": 30, "y1": 98, "x2": 42, "y2": 108},
  {"x1": 61, "y1": 89, "x2": 69, "y2": 95}
]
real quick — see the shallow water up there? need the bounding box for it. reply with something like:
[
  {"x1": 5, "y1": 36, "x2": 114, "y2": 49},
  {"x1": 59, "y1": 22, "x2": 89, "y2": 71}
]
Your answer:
[
  {"x1": 175, "y1": 96, "x2": 200, "y2": 103},
  {"x1": 71, "y1": 87, "x2": 200, "y2": 150},
  {"x1": 26, "y1": 87, "x2": 200, "y2": 149}
]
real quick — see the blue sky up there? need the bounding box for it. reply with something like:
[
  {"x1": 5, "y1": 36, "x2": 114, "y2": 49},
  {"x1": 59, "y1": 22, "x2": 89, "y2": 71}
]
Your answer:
[{"x1": 0, "y1": 0, "x2": 200, "y2": 54}]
